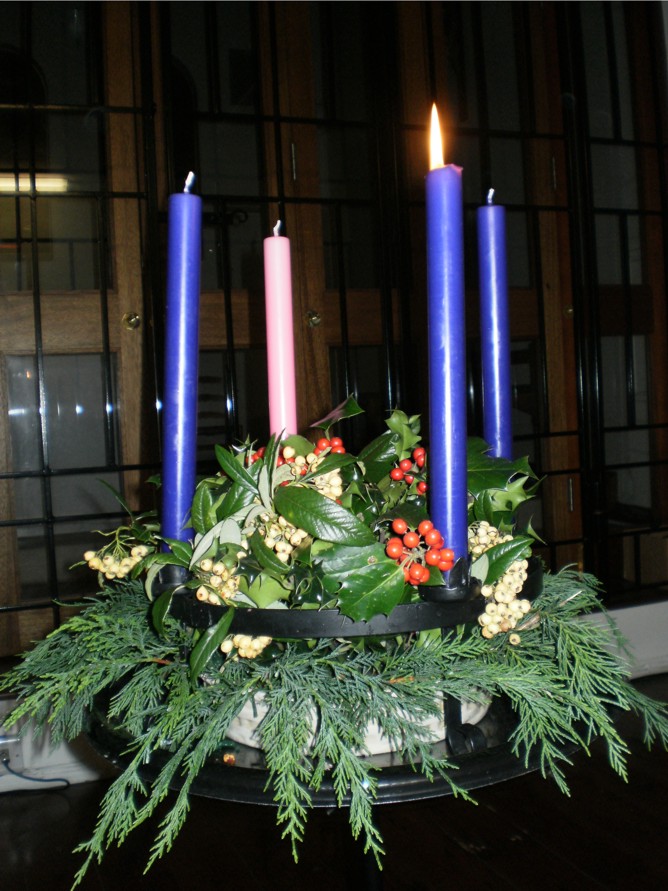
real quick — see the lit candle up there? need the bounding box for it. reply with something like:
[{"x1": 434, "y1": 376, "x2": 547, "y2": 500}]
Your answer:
[
  {"x1": 162, "y1": 172, "x2": 202, "y2": 542},
  {"x1": 478, "y1": 189, "x2": 512, "y2": 459},
  {"x1": 264, "y1": 220, "x2": 298, "y2": 437},
  {"x1": 426, "y1": 105, "x2": 468, "y2": 562}
]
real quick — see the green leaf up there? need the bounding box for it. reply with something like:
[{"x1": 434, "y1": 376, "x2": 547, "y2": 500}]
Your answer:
[
  {"x1": 310, "y1": 395, "x2": 364, "y2": 434},
  {"x1": 273, "y1": 485, "x2": 375, "y2": 546},
  {"x1": 189, "y1": 608, "x2": 235, "y2": 685},
  {"x1": 245, "y1": 572, "x2": 291, "y2": 608},
  {"x1": 484, "y1": 535, "x2": 533, "y2": 585},
  {"x1": 357, "y1": 430, "x2": 400, "y2": 483},
  {"x1": 159, "y1": 538, "x2": 192, "y2": 565},
  {"x1": 214, "y1": 445, "x2": 259, "y2": 494},
  {"x1": 191, "y1": 483, "x2": 216, "y2": 535},
  {"x1": 336, "y1": 561, "x2": 406, "y2": 621},
  {"x1": 315, "y1": 541, "x2": 388, "y2": 576},
  {"x1": 282, "y1": 434, "x2": 315, "y2": 455},
  {"x1": 385, "y1": 409, "x2": 421, "y2": 455},
  {"x1": 151, "y1": 588, "x2": 175, "y2": 637},
  {"x1": 301, "y1": 452, "x2": 356, "y2": 481},
  {"x1": 215, "y1": 481, "x2": 257, "y2": 519},
  {"x1": 96, "y1": 478, "x2": 134, "y2": 519},
  {"x1": 249, "y1": 530, "x2": 290, "y2": 577}
]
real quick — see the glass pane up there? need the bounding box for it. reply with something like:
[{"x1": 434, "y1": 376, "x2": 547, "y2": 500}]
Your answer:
[
  {"x1": 198, "y1": 122, "x2": 260, "y2": 195},
  {"x1": 215, "y1": 3, "x2": 257, "y2": 112},
  {"x1": 317, "y1": 126, "x2": 373, "y2": 200},
  {"x1": 330, "y1": 345, "x2": 394, "y2": 446},
  {"x1": 32, "y1": 2, "x2": 97, "y2": 106},
  {"x1": 16, "y1": 524, "x2": 49, "y2": 601},
  {"x1": 51, "y1": 471, "x2": 123, "y2": 518},
  {"x1": 198, "y1": 348, "x2": 269, "y2": 451},
  {"x1": 595, "y1": 215, "x2": 622, "y2": 285},
  {"x1": 489, "y1": 138, "x2": 525, "y2": 204},
  {"x1": 42, "y1": 112, "x2": 103, "y2": 190},
  {"x1": 605, "y1": 430, "x2": 651, "y2": 510},
  {"x1": 35, "y1": 197, "x2": 99, "y2": 289},
  {"x1": 311, "y1": 3, "x2": 371, "y2": 121},
  {"x1": 590, "y1": 145, "x2": 638, "y2": 210},
  {"x1": 453, "y1": 135, "x2": 481, "y2": 204},
  {"x1": 6, "y1": 354, "x2": 119, "y2": 478},
  {"x1": 482, "y1": 2, "x2": 521, "y2": 131},
  {"x1": 581, "y1": 2, "x2": 614, "y2": 139},
  {"x1": 169, "y1": 3, "x2": 208, "y2": 110},
  {"x1": 443, "y1": 3, "x2": 480, "y2": 128},
  {"x1": 322, "y1": 205, "x2": 377, "y2": 290},
  {"x1": 601, "y1": 336, "x2": 627, "y2": 426},
  {"x1": 55, "y1": 519, "x2": 111, "y2": 598},
  {"x1": 506, "y1": 210, "x2": 531, "y2": 288},
  {"x1": 201, "y1": 203, "x2": 264, "y2": 291}
]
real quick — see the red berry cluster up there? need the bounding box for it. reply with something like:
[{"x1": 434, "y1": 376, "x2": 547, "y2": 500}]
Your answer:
[
  {"x1": 314, "y1": 436, "x2": 346, "y2": 455},
  {"x1": 385, "y1": 517, "x2": 455, "y2": 584},
  {"x1": 389, "y1": 447, "x2": 428, "y2": 494}
]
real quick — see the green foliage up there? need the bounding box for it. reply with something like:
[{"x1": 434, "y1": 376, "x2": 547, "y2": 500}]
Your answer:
[{"x1": 2, "y1": 571, "x2": 668, "y2": 890}]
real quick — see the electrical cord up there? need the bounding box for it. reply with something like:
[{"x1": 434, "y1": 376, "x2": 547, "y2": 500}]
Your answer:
[{"x1": 1, "y1": 754, "x2": 71, "y2": 790}]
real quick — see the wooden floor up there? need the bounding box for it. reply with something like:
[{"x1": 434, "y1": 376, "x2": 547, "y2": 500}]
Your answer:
[{"x1": 1, "y1": 675, "x2": 667, "y2": 891}]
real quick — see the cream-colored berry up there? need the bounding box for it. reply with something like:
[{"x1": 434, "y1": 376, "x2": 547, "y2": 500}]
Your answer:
[{"x1": 200, "y1": 558, "x2": 213, "y2": 573}]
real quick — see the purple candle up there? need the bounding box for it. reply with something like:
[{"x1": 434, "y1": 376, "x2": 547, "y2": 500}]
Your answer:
[
  {"x1": 162, "y1": 172, "x2": 202, "y2": 542},
  {"x1": 426, "y1": 106, "x2": 468, "y2": 561},
  {"x1": 477, "y1": 189, "x2": 512, "y2": 459}
]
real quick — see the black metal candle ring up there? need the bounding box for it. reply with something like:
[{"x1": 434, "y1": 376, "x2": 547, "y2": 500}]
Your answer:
[{"x1": 163, "y1": 557, "x2": 543, "y2": 640}]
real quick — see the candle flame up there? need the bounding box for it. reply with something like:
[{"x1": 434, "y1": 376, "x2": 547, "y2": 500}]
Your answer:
[{"x1": 429, "y1": 104, "x2": 444, "y2": 170}]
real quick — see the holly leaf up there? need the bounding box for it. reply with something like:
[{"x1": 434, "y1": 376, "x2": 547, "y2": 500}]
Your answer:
[
  {"x1": 310, "y1": 395, "x2": 364, "y2": 434},
  {"x1": 273, "y1": 485, "x2": 375, "y2": 545},
  {"x1": 357, "y1": 430, "x2": 401, "y2": 483},
  {"x1": 336, "y1": 561, "x2": 406, "y2": 621},
  {"x1": 385, "y1": 409, "x2": 421, "y2": 456},
  {"x1": 244, "y1": 572, "x2": 291, "y2": 608}
]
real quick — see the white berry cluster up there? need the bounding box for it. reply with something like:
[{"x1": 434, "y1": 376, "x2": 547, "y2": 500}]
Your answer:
[
  {"x1": 257, "y1": 513, "x2": 309, "y2": 563},
  {"x1": 220, "y1": 633, "x2": 272, "y2": 659},
  {"x1": 195, "y1": 557, "x2": 240, "y2": 605},
  {"x1": 84, "y1": 544, "x2": 149, "y2": 580},
  {"x1": 283, "y1": 446, "x2": 344, "y2": 501},
  {"x1": 469, "y1": 521, "x2": 532, "y2": 642}
]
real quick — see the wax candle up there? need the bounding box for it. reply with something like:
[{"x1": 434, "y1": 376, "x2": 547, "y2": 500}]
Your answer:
[
  {"x1": 264, "y1": 221, "x2": 298, "y2": 437},
  {"x1": 426, "y1": 106, "x2": 468, "y2": 562},
  {"x1": 162, "y1": 172, "x2": 202, "y2": 542},
  {"x1": 477, "y1": 189, "x2": 512, "y2": 459}
]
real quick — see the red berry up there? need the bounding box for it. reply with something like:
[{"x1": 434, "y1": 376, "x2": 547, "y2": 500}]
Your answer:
[
  {"x1": 417, "y1": 481, "x2": 428, "y2": 494},
  {"x1": 418, "y1": 520, "x2": 433, "y2": 537},
  {"x1": 391, "y1": 518, "x2": 408, "y2": 535},
  {"x1": 412, "y1": 447, "x2": 425, "y2": 460},
  {"x1": 403, "y1": 567, "x2": 411, "y2": 583},
  {"x1": 390, "y1": 468, "x2": 405, "y2": 481},
  {"x1": 403, "y1": 531, "x2": 420, "y2": 549},
  {"x1": 438, "y1": 559, "x2": 454, "y2": 572},
  {"x1": 316, "y1": 438, "x2": 330, "y2": 451},
  {"x1": 331, "y1": 446, "x2": 346, "y2": 454},
  {"x1": 386, "y1": 538, "x2": 404, "y2": 559},
  {"x1": 409, "y1": 562, "x2": 424, "y2": 582},
  {"x1": 440, "y1": 547, "x2": 455, "y2": 562},
  {"x1": 404, "y1": 473, "x2": 414, "y2": 484},
  {"x1": 415, "y1": 454, "x2": 425, "y2": 468},
  {"x1": 425, "y1": 549, "x2": 442, "y2": 566},
  {"x1": 276, "y1": 456, "x2": 285, "y2": 466},
  {"x1": 329, "y1": 437, "x2": 343, "y2": 449},
  {"x1": 424, "y1": 528, "x2": 442, "y2": 546},
  {"x1": 399, "y1": 458, "x2": 413, "y2": 472},
  {"x1": 257, "y1": 447, "x2": 266, "y2": 457}
]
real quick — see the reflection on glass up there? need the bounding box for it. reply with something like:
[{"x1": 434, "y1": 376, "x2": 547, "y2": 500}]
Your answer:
[
  {"x1": 311, "y1": 3, "x2": 370, "y2": 121},
  {"x1": 482, "y1": 2, "x2": 521, "y2": 131},
  {"x1": 35, "y1": 196, "x2": 100, "y2": 289},
  {"x1": 6, "y1": 353, "x2": 119, "y2": 477},
  {"x1": 51, "y1": 471, "x2": 123, "y2": 518},
  {"x1": 605, "y1": 430, "x2": 651, "y2": 514},
  {"x1": 31, "y1": 2, "x2": 96, "y2": 106}
]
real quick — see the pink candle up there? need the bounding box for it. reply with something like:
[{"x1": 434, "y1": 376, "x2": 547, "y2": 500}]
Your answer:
[{"x1": 264, "y1": 221, "x2": 298, "y2": 436}]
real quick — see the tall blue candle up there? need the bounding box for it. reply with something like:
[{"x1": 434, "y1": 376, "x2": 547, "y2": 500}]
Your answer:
[
  {"x1": 426, "y1": 106, "x2": 468, "y2": 561},
  {"x1": 477, "y1": 189, "x2": 512, "y2": 459},
  {"x1": 162, "y1": 172, "x2": 202, "y2": 542}
]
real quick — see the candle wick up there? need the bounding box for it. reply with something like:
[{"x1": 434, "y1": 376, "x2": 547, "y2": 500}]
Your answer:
[
  {"x1": 184, "y1": 171, "x2": 196, "y2": 194},
  {"x1": 487, "y1": 188, "x2": 495, "y2": 205},
  {"x1": 273, "y1": 220, "x2": 282, "y2": 237}
]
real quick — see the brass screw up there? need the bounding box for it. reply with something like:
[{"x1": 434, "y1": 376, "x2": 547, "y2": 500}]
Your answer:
[
  {"x1": 306, "y1": 309, "x2": 322, "y2": 328},
  {"x1": 122, "y1": 312, "x2": 141, "y2": 330}
]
